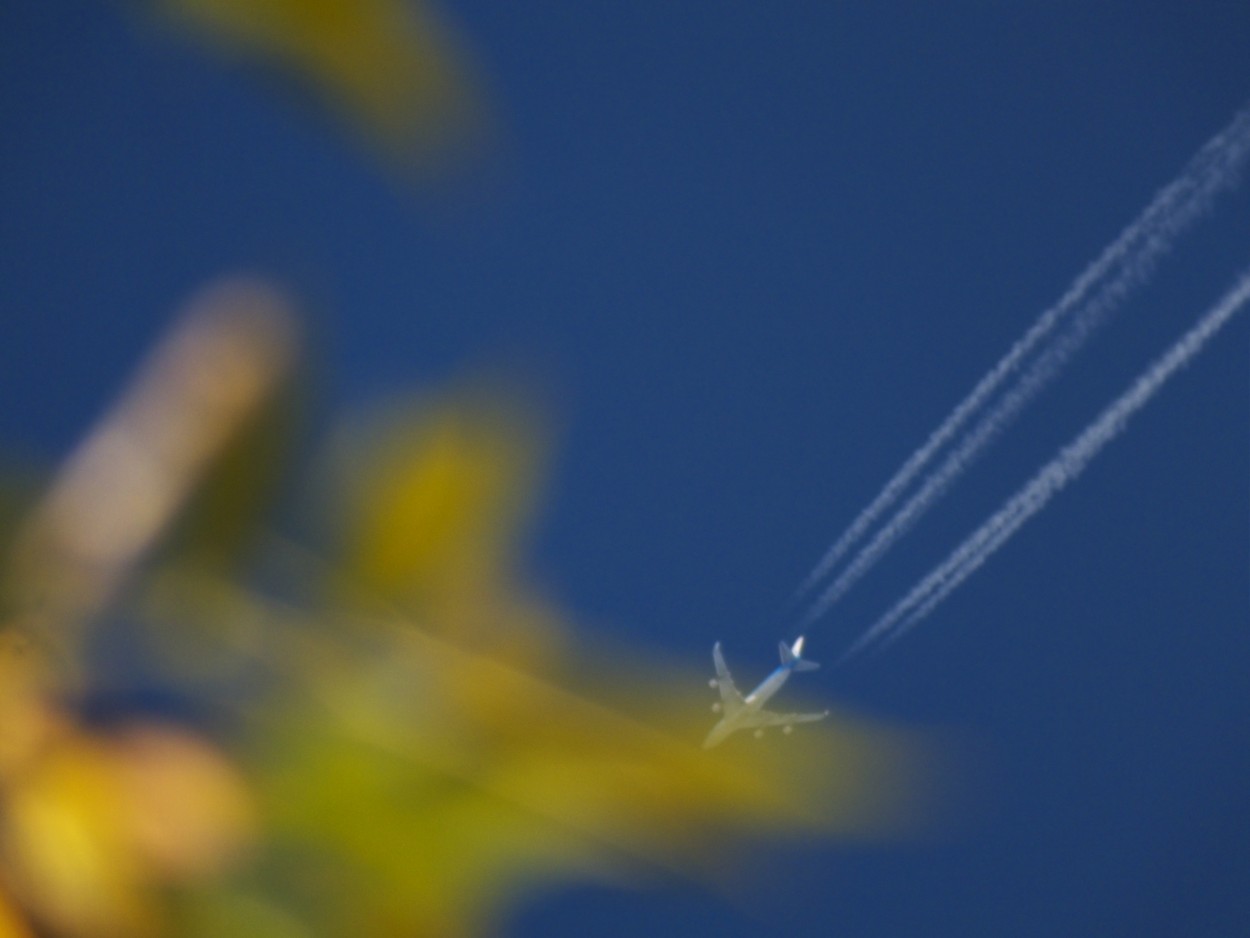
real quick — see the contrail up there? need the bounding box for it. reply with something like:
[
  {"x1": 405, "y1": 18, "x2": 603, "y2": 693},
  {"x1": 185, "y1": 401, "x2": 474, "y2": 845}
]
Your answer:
[
  {"x1": 802, "y1": 192, "x2": 1238, "y2": 625},
  {"x1": 840, "y1": 263, "x2": 1250, "y2": 661},
  {"x1": 796, "y1": 105, "x2": 1250, "y2": 621}
]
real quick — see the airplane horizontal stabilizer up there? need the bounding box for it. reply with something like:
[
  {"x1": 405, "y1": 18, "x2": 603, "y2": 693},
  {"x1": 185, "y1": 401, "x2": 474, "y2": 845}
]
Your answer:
[{"x1": 779, "y1": 639, "x2": 820, "y2": 671}]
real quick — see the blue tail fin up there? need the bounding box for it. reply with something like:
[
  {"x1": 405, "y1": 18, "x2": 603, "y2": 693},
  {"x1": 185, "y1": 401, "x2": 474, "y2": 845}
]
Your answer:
[{"x1": 779, "y1": 638, "x2": 820, "y2": 672}]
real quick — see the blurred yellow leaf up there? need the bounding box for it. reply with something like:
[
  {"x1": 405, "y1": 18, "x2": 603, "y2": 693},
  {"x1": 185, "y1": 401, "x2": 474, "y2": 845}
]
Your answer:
[
  {"x1": 4, "y1": 731, "x2": 155, "y2": 937},
  {"x1": 0, "y1": 891, "x2": 34, "y2": 938},
  {"x1": 144, "y1": 0, "x2": 483, "y2": 164},
  {"x1": 110, "y1": 725, "x2": 255, "y2": 880},
  {"x1": 1, "y1": 719, "x2": 254, "y2": 938},
  {"x1": 335, "y1": 392, "x2": 547, "y2": 614}
]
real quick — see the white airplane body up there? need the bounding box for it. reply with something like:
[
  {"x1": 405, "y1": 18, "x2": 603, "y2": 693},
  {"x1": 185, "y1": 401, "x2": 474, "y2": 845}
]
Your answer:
[{"x1": 703, "y1": 636, "x2": 830, "y2": 748}]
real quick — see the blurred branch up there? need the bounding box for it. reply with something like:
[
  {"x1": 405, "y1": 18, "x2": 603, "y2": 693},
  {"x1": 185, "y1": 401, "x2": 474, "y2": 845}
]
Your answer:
[{"x1": 4, "y1": 277, "x2": 296, "y2": 656}]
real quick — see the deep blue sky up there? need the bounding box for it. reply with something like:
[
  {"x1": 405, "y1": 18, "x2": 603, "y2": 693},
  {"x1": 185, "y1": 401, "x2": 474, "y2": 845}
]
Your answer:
[{"x1": 3, "y1": 2, "x2": 1249, "y2": 936}]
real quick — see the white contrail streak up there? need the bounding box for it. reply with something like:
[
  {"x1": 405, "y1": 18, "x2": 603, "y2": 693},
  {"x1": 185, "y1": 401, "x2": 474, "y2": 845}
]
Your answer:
[
  {"x1": 841, "y1": 264, "x2": 1250, "y2": 661},
  {"x1": 796, "y1": 106, "x2": 1250, "y2": 620},
  {"x1": 802, "y1": 172, "x2": 1240, "y2": 625}
]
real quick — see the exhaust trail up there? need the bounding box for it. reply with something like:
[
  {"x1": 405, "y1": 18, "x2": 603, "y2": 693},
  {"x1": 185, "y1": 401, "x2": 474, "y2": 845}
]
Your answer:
[
  {"x1": 796, "y1": 105, "x2": 1250, "y2": 618},
  {"x1": 802, "y1": 187, "x2": 1240, "y2": 626},
  {"x1": 841, "y1": 263, "x2": 1250, "y2": 661}
]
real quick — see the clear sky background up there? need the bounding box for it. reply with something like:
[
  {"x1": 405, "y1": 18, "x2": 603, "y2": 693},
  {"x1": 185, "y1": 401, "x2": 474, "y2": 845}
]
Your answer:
[{"x1": 3, "y1": 2, "x2": 1249, "y2": 936}]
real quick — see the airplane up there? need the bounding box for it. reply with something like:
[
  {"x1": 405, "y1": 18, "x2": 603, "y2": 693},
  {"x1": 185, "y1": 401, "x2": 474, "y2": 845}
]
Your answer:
[{"x1": 703, "y1": 636, "x2": 830, "y2": 748}]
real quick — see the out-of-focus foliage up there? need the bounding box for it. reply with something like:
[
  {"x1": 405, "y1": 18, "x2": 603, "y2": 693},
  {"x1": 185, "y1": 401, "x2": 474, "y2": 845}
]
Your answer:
[
  {"x1": 133, "y1": 0, "x2": 485, "y2": 168},
  {"x1": 0, "y1": 280, "x2": 939, "y2": 937},
  {"x1": 0, "y1": 280, "x2": 288, "y2": 937},
  {"x1": 335, "y1": 391, "x2": 547, "y2": 614},
  {"x1": 1, "y1": 708, "x2": 253, "y2": 938}
]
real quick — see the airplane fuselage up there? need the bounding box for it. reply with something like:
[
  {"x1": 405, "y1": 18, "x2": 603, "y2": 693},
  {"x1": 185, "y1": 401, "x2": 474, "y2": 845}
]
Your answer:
[{"x1": 743, "y1": 664, "x2": 791, "y2": 708}]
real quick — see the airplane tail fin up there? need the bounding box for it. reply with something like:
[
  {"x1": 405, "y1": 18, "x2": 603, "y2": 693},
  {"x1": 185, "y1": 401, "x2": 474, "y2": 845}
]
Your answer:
[{"x1": 779, "y1": 638, "x2": 821, "y2": 672}]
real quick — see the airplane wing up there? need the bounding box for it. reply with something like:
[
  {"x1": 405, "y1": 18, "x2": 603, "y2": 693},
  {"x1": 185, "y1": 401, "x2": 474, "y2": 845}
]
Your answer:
[
  {"x1": 711, "y1": 642, "x2": 745, "y2": 714},
  {"x1": 745, "y1": 709, "x2": 830, "y2": 729}
]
